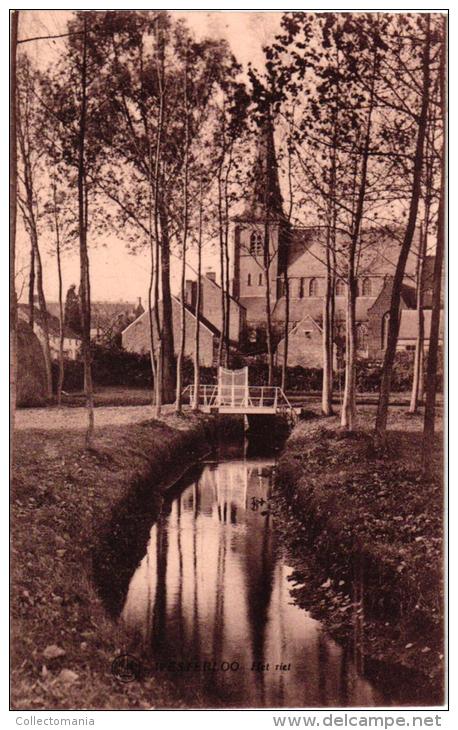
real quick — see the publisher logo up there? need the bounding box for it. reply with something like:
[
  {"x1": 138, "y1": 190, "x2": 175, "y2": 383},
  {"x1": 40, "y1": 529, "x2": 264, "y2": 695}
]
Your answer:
[{"x1": 111, "y1": 653, "x2": 142, "y2": 683}]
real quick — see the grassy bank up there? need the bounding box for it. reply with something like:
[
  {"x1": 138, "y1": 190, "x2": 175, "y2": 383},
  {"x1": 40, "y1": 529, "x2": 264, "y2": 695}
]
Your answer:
[
  {"x1": 274, "y1": 407, "x2": 444, "y2": 700},
  {"x1": 49, "y1": 385, "x2": 443, "y2": 410},
  {"x1": 11, "y1": 412, "x2": 240, "y2": 709}
]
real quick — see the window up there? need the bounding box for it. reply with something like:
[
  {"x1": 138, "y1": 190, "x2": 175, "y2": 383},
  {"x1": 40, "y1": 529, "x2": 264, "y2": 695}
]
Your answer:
[
  {"x1": 247, "y1": 273, "x2": 252, "y2": 286},
  {"x1": 258, "y1": 273, "x2": 263, "y2": 286},
  {"x1": 361, "y1": 277, "x2": 372, "y2": 296},
  {"x1": 357, "y1": 323, "x2": 368, "y2": 352},
  {"x1": 304, "y1": 330, "x2": 312, "y2": 339},
  {"x1": 336, "y1": 279, "x2": 346, "y2": 297},
  {"x1": 250, "y1": 231, "x2": 263, "y2": 256},
  {"x1": 309, "y1": 278, "x2": 318, "y2": 297},
  {"x1": 298, "y1": 278, "x2": 305, "y2": 299},
  {"x1": 405, "y1": 344, "x2": 415, "y2": 351}
]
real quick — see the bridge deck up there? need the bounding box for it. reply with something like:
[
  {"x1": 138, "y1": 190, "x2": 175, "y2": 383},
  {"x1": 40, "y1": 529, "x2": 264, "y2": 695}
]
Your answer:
[
  {"x1": 182, "y1": 384, "x2": 298, "y2": 423},
  {"x1": 199, "y1": 405, "x2": 281, "y2": 415}
]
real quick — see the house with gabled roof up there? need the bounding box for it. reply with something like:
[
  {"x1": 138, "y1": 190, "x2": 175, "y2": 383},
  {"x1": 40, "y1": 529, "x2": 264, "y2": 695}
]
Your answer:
[
  {"x1": 121, "y1": 294, "x2": 221, "y2": 367},
  {"x1": 275, "y1": 314, "x2": 331, "y2": 369},
  {"x1": 17, "y1": 304, "x2": 81, "y2": 361},
  {"x1": 121, "y1": 271, "x2": 246, "y2": 365}
]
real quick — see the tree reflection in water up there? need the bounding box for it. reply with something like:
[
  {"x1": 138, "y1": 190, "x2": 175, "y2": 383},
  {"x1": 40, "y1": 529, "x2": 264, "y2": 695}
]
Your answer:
[{"x1": 121, "y1": 457, "x2": 384, "y2": 708}]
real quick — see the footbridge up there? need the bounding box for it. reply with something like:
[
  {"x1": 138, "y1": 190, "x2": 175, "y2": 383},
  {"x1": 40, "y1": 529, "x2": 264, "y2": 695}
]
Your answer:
[{"x1": 183, "y1": 367, "x2": 298, "y2": 425}]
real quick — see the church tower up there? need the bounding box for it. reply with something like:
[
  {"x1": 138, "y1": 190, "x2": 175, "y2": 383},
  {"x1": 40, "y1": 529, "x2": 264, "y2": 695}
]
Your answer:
[{"x1": 229, "y1": 117, "x2": 289, "y2": 328}]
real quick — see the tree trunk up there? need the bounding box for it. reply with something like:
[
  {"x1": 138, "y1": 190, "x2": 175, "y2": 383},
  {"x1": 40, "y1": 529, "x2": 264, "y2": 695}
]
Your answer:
[
  {"x1": 422, "y1": 17, "x2": 445, "y2": 474},
  {"x1": 224, "y1": 217, "x2": 231, "y2": 367},
  {"x1": 77, "y1": 16, "x2": 94, "y2": 447},
  {"x1": 175, "y1": 244, "x2": 187, "y2": 413},
  {"x1": 263, "y1": 208, "x2": 274, "y2": 386},
  {"x1": 217, "y1": 165, "x2": 227, "y2": 369},
  {"x1": 17, "y1": 79, "x2": 53, "y2": 399},
  {"x1": 193, "y1": 177, "x2": 204, "y2": 411},
  {"x1": 10, "y1": 10, "x2": 19, "y2": 419},
  {"x1": 282, "y1": 130, "x2": 295, "y2": 394},
  {"x1": 409, "y1": 222, "x2": 426, "y2": 413},
  {"x1": 151, "y1": 26, "x2": 166, "y2": 416},
  {"x1": 281, "y1": 267, "x2": 289, "y2": 392},
  {"x1": 264, "y1": 264, "x2": 274, "y2": 386},
  {"x1": 28, "y1": 244, "x2": 35, "y2": 327},
  {"x1": 410, "y1": 92, "x2": 436, "y2": 413},
  {"x1": 147, "y1": 250, "x2": 157, "y2": 406},
  {"x1": 53, "y1": 181, "x2": 65, "y2": 406},
  {"x1": 322, "y1": 126, "x2": 337, "y2": 416},
  {"x1": 422, "y1": 173, "x2": 444, "y2": 473},
  {"x1": 175, "y1": 58, "x2": 190, "y2": 413},
  {"x1": 341, "y1": 276, "x2": 357, "y2": 429},
  {"x1": 223, "y1": 148, "x2": 233, "y2": 366},
  {"x1": 374, "y1": 16, "x2": 431, "y2": 448},
  {"x1": 147, "y1": 165, "x2": 158, "y2": 411},
  {"x1": 322, "y1": 226, "x2": 335, "y2": 416},
  {"x1": 159, "y1": 205, "x2": 175, "y2": 403},
  {"x1": 341, "y1": 46, "x2": 377, "y2": 429},
  {"x1": 29, "y1": 229, "x2": 53, "y2": 399}
]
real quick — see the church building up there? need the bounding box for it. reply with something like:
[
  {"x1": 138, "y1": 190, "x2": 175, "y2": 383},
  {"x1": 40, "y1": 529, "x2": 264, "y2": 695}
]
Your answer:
[
  {"x1": 225, "y1": 121, "x2": 434, "y2": 364},
  {"x1": 123, "y1": 121, "x2": 438, "y2": 366}
]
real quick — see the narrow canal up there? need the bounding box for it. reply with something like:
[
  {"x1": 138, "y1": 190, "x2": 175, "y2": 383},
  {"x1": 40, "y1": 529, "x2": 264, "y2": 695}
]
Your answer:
[{"x1": 95, "y1": 433, "x2": 426, "y2": 709}]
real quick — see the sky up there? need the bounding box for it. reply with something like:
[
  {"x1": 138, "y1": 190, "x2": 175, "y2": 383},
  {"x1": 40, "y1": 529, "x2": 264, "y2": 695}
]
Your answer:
[{"x1": 16, "y1": 10, "x2": 284, "y2": 305}]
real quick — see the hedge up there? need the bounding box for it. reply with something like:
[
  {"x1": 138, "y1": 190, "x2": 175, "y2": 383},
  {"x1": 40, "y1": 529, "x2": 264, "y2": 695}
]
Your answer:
[{"x1": 52, "y1": 346, "x2": 443, "y2": 394}]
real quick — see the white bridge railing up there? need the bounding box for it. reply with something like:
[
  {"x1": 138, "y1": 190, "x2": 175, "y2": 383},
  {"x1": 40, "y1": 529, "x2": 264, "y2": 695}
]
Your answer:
[{"x1": 182, "y1": 384, "x2": 295, "y2": 415}]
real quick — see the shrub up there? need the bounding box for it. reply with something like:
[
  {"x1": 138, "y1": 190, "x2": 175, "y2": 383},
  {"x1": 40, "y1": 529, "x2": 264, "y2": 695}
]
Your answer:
[
  {"x1": 17, "y1": 320, "x2": 48, "y2": 406},
  {"x1": 51, "y1": 359, "x2": 84, "y2": 393},
  {"x1": 91, "y1": 345, "x2": 153, "y2": 388},
  {"x1": 50, "y1": 345, "x2": 443, "y2": 394}
]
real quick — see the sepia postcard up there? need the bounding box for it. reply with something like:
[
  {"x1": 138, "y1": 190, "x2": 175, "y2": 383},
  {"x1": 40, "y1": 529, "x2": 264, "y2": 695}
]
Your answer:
[{"x1": 10, "y1": 8, "x2": 446, "y2": 714}]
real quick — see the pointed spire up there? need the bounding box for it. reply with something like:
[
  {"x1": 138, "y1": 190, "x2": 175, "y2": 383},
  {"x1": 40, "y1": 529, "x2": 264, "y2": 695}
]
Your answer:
[{"x1": 240, "y1": 116, "x2": 285, "y2": 222}]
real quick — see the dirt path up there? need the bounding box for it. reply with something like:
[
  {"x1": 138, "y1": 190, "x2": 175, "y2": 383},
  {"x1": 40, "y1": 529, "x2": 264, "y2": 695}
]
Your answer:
[{"x1": 13, "y1": 404, "x2": 177, "y2": 431}]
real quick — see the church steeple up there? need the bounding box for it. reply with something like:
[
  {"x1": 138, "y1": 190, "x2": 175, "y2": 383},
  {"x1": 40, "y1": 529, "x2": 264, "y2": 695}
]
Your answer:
[
  {"x1": 241, "y1": 116, "x2": 285, "y2": 221},
  {"x1": 230, "y1": 114, "x2": 288, "y2": 305}
]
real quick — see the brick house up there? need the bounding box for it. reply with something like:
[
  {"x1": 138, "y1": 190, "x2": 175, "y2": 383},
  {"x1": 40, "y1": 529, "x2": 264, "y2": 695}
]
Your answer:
[
  {"x1": 366, "y1": 273, "x2": 439, "y2": 360},
  {"x1": 276, "y1": 315, "x2": 331, "y2": 368},
  {"x1": 185, "y1": 271, "x2": 246, "y2": 345},
  {"x1": 396, "y1": 309, "x2": 443, "y2": 352},
  {"x1": 121, "y1": 295, "x2": 219, "y2": 367}
]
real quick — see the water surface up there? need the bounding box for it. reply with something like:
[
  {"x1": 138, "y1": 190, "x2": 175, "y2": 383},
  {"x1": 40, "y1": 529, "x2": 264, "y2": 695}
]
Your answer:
[{"x1": 120, "y1": 451, "x2": 393, "y2": 707}]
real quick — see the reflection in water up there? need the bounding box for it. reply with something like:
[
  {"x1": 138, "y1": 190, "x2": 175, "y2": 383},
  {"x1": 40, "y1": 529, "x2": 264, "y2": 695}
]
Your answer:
[{"x1": 121, "y1": 457, "x2": 385, "y2": 707}]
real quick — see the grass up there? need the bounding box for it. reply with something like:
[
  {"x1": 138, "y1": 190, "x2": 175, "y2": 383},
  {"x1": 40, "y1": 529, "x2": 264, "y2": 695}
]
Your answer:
[
  {"x1": 59, "y1": 386, "x2": 154, "y2": 408},
  {"x1": 11, "y1": 412, "x2": 235, "y2": 709},
  {"x1": 49, "y1": 385, "x2": 444, "y2": 410},
  {"x1": 274, "y1": 406, "x2": 444, "y2": 700}
]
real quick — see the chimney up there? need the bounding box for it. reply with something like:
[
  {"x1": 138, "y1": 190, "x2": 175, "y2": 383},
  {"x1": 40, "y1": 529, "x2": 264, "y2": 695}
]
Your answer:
[
  {"x1": 185, "y1": 280, "x2": 196, "y2": 309},
  {"x1": 206, "y1": 270, "x2": 216, "y2": 282},
  {"x1": 134, "y1": 297, "x2": 145, "y2": 317}
]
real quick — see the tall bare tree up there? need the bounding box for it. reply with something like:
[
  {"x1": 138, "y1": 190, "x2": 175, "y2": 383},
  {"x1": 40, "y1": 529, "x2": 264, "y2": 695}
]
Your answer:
[
  {"x1": 76, "y1": 15, "x2": 95, "y2": 445},
  {"x1": 192, "y1": 176, "x2": 205, "y2": 411},
  {"x1": 10, "y1": 10, "x2": 19, "y2": 418},
  {"x1": 422, "y1": 16, "x2": 446, "y2": 472},
  {"x1": 175, "y1": 51, "x2": 190, "y2": 413},
  {"x1": 374, "y1": 15, "x2": 434, "y2": 447},
  {"x1": 409, "y1": 82, "x2": 440, "y2": 413},
  {"x1": 17, "y1": 57, "x2": 53, "y2": 399}
]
